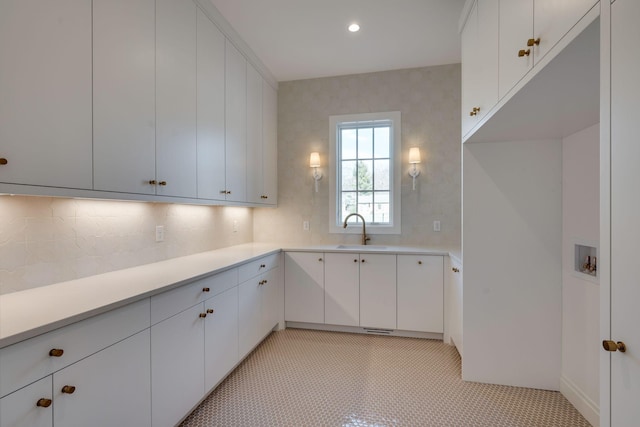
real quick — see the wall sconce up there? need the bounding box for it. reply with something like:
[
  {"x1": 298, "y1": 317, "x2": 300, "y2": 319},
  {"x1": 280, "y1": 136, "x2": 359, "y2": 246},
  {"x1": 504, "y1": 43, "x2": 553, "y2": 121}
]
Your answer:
[
  {"x1": 408, "y1": 147, "x2": 421, "y2": 190},
  {"x1": 310, "y1": 152, "x2": 322, "y2": 192}
]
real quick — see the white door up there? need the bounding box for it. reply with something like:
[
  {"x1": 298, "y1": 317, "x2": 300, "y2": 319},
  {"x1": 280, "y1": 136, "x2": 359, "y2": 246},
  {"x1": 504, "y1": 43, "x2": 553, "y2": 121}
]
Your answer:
[
  {"x1": 225, "y1": 40, "x2": 248, "y2": 202},
  {"x1": 397, "y1": 255, "x2": 444, "y2": 333},
  {"x1": 53, "y1": 331, "x2": 151, "y2": 427},
  {"x1": 609, "y1": 0, "x2": 640, "y2": 423},
  {"x1": 261, "y1": 267, "x2": 281, "y2": 335},
  {"x1": 359, "y1": 254, "x2": 396, "y2": 329},
  {"x1": 0, "y1": 377, "x2": 52, "y2": 427},
  {"x1": 238, "y1": 276, "x2": 262, "y2": 357},
  {"x1": 262, "y1": 80, "x2": 278, "y2": 204},
  {"x1": 324, "y1": 253, "x2": 360, "y2": 326},
  {"x1": 284, "y1": 252, "x2": 325, "y2": 323},
  {"x1": 498, "y1": 0, "x2": 533, "y2": 99},
  {"x1": 246, "y1": 63, "x2": 264, "y2": 204},
  {"x1": 204, "y1": 287, "x2": 239, "y2": 391}
]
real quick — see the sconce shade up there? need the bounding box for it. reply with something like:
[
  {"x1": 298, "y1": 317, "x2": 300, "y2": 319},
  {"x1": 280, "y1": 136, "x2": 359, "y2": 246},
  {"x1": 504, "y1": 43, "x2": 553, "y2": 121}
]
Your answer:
[
  {"x1": 309, "y1": 152, "x2": 321, "y2": 168},
  {"x1": 409, "y1": 147, "x2": 421, "y2": 164}
]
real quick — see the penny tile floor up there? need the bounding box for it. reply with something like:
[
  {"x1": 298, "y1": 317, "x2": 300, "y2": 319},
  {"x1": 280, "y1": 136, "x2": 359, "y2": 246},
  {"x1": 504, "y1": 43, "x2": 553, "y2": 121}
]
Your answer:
[{"x1": 180, "y1": 329, "x2": 591, "y2": 426}]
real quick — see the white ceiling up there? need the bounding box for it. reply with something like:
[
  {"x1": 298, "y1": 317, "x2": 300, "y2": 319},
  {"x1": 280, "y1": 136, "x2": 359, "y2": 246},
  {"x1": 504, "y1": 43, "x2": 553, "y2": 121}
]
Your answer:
[{"x1": 208, "y1": 0, "x2": 466, "y2": 82}]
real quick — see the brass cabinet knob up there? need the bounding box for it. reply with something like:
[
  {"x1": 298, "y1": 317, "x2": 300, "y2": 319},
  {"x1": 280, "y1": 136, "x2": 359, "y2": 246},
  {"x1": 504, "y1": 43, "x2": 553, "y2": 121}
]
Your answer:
[
  {"x1": 49, "y1": 348, "x2": 64, "y2": 357},
  {"x1": 61, "y1": 385, "x2": 76, "y2": 394},
  {"x1": 470, "y1": 107, "x2": 480, "y2": 116},
  {"x1": 527, "y1": 38, "x2": 541, "y2": 46},
  {"x1": 203, "y1": 287, "x2": 210, "y2": 292},
  {"x1": 207, "y1": 309, "x2": 214, "y2": 314},
  {"x1": 361, "y1": 259, "x2": 366, "y2": 263},
  {"x1": 0, "y1": 158, "x2": 7, "y2": 165},
  {"x1": 199, "y1": 313, "x2": 207, "y2": 318},
  {"x1": 518, "y1": 49, "x2": 531, "y2": 57},
  {"x1": 149, "y1": 180, "x2": 157, "y2": 185},
  {"x1": 261, "y1": 195, "x2": 268, "y2": 199},
  {"x1": 226, "y1": 191, "x2": 231, "y2": 194},
  {"x1": 318, "y1": 258, "x2": 323, "y2": 262},
  {"x1": 260, "y1": 264, "x2": 266, "y2": 268},
  {"x1": 354, "y1": 259, "x2": 358, "y2": 263},
  {"x1": 418, "y1": 261, "x2": 423, "y2": 265},
  {"x1": 158, "y1": 181, "x2": 167, "y2": 186},
  {"x1": 220, "y1": 190, "x2": 227, "y2": 194},
  {"x1": 603, "y1": 340, "x2": 626, "y2": 352},
  {"x1": 452, "y1": 267, "x2": 460, "y2": 273},
  {"x1": 36, "y1": 398, "x2": 52, "y2": 408}
]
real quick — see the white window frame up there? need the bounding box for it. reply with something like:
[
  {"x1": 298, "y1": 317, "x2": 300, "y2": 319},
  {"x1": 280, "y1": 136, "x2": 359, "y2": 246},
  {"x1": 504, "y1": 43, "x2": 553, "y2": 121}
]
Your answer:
[{"x1": 329, "y1": 111, "x2": 401, "y2": 235}]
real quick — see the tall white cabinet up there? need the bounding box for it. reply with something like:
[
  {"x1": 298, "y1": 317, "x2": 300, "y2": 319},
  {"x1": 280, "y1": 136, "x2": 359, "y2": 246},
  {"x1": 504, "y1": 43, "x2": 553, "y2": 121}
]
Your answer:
[{"x1": 0, "y1": 0, "x2": 92, "y2": 189}]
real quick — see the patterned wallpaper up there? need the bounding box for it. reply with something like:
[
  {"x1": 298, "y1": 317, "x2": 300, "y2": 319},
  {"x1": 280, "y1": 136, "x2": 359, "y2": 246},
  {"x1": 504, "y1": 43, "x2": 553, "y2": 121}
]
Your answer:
[
  {"x1": 0, "y1": 196, "x2": 253, "y2": 294},
  {"x1": 254, "y1": 64, "x2": 461, "y2": 249}
]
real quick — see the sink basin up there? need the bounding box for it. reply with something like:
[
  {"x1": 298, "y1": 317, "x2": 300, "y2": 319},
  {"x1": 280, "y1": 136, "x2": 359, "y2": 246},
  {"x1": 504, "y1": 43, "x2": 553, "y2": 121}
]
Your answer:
[{"x1": 335, "y1": 245, "x2": 387, "y2": 250}]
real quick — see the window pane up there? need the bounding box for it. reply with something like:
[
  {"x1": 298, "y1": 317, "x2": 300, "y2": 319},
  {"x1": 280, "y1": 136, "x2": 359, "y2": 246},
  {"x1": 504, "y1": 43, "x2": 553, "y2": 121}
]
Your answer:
[
  {"x1": 373, "y1": 192, "x2": 390, "y2": 223},
  {"x1": 374, "y1": 159, "x2": 390, "y2": 190},
  {"x1": 357, "y1": 192, "x2": 374, "y2": 223},
  {"x1": 374, "y1": 127, "x2": 390, "y2": 158},
  {"x1": 341, "y1": 129, "x2": 357, "y2": 160},
  {"x1": 341, "y1": 192, "x2": 357, "y2": 223},
  {"x1": 341, "y1": 160, "x2": 357, "y2": 191},
  {"x1": 357, "y1": 160, "x2": 373, "y2": 192},
  {"x1": 358, "y1": 128, "x2": 373, "y2": 159}
]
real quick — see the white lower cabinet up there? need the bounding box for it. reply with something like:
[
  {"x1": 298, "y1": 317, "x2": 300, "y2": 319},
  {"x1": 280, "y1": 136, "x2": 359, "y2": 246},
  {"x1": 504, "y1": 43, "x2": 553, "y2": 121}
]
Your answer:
[
  {"x1": 204, "y1": 287, "x2": 239, "y2": 391},
  {"x1": 448, "y1": 258, "x2": 463, "y2": 355},
  {"x1": 324, "y1": 253, "x2": 359, "y2": 326},
  {"x1": 0, "y1": 377, "x2": 52, "y2": 427},
  {"x1": 397, "y1": 255, "x2": 444, "y2": 333},
  {"x1": 239, "y1": 267, "x2": 280, "y2": 358},
  {"x1": 151, "y1": 304, "x2": 205, "y2": 427},
  {"x1": 359, "y1": 254, "x2": 397, "y2": 330},
  {"x1": 284, "y1": 252, "x2": 325, "y2": 324},
  {"x1": 54, "y1": 330, "x2": 151, "y2": 427}
]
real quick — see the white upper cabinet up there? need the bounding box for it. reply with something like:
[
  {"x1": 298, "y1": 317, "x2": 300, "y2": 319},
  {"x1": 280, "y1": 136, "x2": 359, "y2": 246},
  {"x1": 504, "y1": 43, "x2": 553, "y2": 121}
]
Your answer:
[
  {"x1": 534, "y1": 0, "x2": 598, "y2": 65},
  {"x1": 156, "y1": 0, "x2": 198, "y2": 198},
  {"x1": 196, "y1": 8, "x2": 226, "y2": 200},
  {"x1": 246, "y1": 63, "x2": 264, "y2": 204},
  {"x1": 262, "y1": 81, "x2": 278, "y2": 205},
  {"x1": 93, "y1": 0, "x2": 156, "y2": 194},
  {"x1": 461, "y1": 0, "x2": 499, "y2": 137},
  {"x1": 0, "y1": 0, "x2": 92, "y2": 189},
  {"x1": 498, "y1": 0, "x2": 534, "y2": 99},
  {"x1": 225, "y1": 40, "x2": 248, "y2": 202}
]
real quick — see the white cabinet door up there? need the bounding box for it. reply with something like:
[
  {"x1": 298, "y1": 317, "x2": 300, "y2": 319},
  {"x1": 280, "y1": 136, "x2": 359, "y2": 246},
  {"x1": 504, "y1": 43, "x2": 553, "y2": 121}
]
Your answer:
[
  {"x1": 324, "y1": 253, "x2": 359, "y2": 327},
  {"x1": 225, "y1": 40, "x2": 247, "y2": 202},
  {"x1": 461, "y1": 0, "x2": 499, "y2": 137},
  {"x1": 93, "y1": 0, "x2": 156, "y2": 195},
  {"x1": 196, "y1": 8, "x2": 226, "y2": 200},
  {"x1": 359, "y1": 254, "x2": 396, "y2": 330},
  {"x1": 151, "y1": 305, "x2": 205, "y2": 427},
  {"x1": 610, "y1": 1, "x2": 640, "y2": 423},
  {"x1": 156, "y1": 0, "x2": 197, "y2": 198},
  {"x1": 204, "y1": 287, "x2": 239, "y2": 391},
  {"x1": 53, "y1": 330, "x2": 151, "y2": 427},
  {"x1": 499, "y1": 0, "x2": 534, "y2": 99},
  {"x1": 397, "y1": 255, "x2": 444, "y2": 333},
  {"x1": 0, "y1": 377, "x2": 52, "y2": 427},
  {"x1": 284, "y1": 252, "x2": 325, "y2": 324},
  {"x1": 261, "y1": 267, "x2": 281, "y2": 336},
  {"x1": 534, "y1": 0, "x2": 597, "y2": 65},
  {"x1": 246, "y1": 63, "x2": 264, "y2": 204},
  {"x1": 262, "y1": 81, "x2": 278, "y2": 205},
  {"x1": 0, "y1": 0, "x2": 92, "y2": 189},
  {"x1": 238, "y1": 276, "x2": 262, "y2": 357}
]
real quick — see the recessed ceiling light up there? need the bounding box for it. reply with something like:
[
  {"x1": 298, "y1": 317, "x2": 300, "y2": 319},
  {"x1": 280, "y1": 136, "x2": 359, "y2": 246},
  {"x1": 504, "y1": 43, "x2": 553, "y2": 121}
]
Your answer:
[{"x1": 348, "y1": 23, "x2": 360, "y2": 33}]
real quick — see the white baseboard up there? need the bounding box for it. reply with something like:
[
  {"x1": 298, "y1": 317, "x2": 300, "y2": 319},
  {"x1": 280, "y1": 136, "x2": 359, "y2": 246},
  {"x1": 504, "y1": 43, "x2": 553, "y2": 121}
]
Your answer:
[{"x1": 560, "y1": 375, "x2": 599, "y2": 427}]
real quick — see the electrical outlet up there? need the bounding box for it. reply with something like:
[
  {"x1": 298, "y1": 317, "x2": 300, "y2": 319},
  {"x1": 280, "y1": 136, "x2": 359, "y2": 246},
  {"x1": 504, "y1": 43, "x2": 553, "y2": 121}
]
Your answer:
[
  {"x1": 155, "y1": 225, "x2": 164, "y2": 242},
  {"x1": 433, "y1": 221, "x2": 441, "y2": 232},
  {"x1": 303, "y1": 221, "x2": 310, "y2": 231}
]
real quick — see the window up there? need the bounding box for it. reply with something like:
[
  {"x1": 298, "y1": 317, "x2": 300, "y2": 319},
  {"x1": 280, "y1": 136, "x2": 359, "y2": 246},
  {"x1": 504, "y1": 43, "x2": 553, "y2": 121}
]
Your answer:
[{"x1": 329, "y1": 112, "x2": 401, "y2": 234}]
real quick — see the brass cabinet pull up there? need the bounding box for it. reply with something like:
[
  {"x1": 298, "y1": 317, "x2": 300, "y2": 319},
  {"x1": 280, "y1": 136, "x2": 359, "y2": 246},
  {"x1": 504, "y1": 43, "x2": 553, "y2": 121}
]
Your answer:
[
  {"x1": 203, "y1": 287, "x2": 210, "y2": 292},
  {"x1": 527, "y1": 38, "x2": 540, "y2": 46},
  {"x1": 603, "y1": 340, "x2": 626, "y2": 352},
  {"x1": 207, "y1": 309, "x2": 214, "y2": 314},
  {"x1": 518, "y1": 49, "x2": 531, "y2": 57},
  {"x1": 49, "y1": 348, "x2": 64, "y2": 357},
  {"x1": 354, "y1": 259, "x2": 358, "y2": 263},
  {"x1": 149, "y1": 180, "x2": 157, "y2": 185},
  {"x1": 226, "y1": 191, "x2": 231, "y2": 194},
  {"x1": 199, "y1": 313, "x2": 207, "y2": 318},
  {"x1": 158, "y1": 181, "x2": 167, "y2": 186},
  {"x1": 260, "y1": 264, "x2": 266, "y2": 268},
  {"x1": 318, "y1": 258, "x2": 323, "y2": 262},
  {"x1": 261, "y1": 195, "x2": 268, "y2": 199},
  {"x1": 61, "y1": 385, "x2": 76, "y2": 394},
  {"x1": 418, "y1": 261, "x2": 423, "y2": 265},
  {"x1": 259, "y1": 279, "x2": 268, "y2": 285},
  {"x1": 470, "y1": 107, "x2": 480, "y2": 116},
  {"x1": 220, "y1": 190, "x2": 227, "y2": 194},
  {"x1": 361, "y1": 259, "x2": 366, "y2": 263},
  {"x1": 452, "y1": 267, "x2": 460, "y2": 273},
  {"x1": 36, "y1": 398, "x2": 52, "y2": 408},
  {"x1": 0, "y1": 158, "x2": 7, "y2": 165}
]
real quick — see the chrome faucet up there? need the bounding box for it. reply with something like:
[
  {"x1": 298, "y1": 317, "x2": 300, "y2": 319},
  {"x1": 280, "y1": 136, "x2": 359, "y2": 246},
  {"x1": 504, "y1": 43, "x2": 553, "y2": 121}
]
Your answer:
[{"x1": 343, "y1": 213, "x2": 371, "y2": 245}]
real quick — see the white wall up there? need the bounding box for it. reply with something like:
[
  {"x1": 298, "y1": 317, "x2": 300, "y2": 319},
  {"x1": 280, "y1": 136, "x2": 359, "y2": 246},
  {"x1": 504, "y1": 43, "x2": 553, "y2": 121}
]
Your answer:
[
  {"x1": 561, "y1": 124, "x2": 600, "y2": 426},
  {"x1": 0, "y1": 195, "x2": 253, "y2": 294},
  {"x1": 462, "y1": 139, "x2": 562, "y2": 390}
]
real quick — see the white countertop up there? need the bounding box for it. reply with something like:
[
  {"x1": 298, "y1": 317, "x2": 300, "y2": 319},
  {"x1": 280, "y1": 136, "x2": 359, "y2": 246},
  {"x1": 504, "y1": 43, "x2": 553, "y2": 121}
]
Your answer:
[
  {"x1": 0, "y1": 243, "x2": 281, "y2": 348},
  {"x1": 283, "y1": 245, "x2": 450, "y2": 256}
]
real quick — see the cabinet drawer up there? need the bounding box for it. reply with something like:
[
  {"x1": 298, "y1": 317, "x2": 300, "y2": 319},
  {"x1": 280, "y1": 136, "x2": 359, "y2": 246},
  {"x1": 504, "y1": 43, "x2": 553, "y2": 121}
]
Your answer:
[
  {"x1": 238, "y1": 253, "x2": 279, "y2": 283},
  {"x1": 151, "y1": 269, "x2": 238, "y2": 325},
  {"x1": 0, "y1": 298, "x2": 149, "y2": 398}
]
